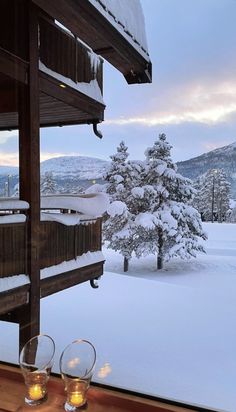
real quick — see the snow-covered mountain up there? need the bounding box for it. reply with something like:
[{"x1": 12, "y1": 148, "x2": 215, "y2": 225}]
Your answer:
[
  {"x1": 177, "y1": 142, "x2": 236, "y2": 197},
  {"x1": 0, "y1": 156, "x2": 110, "y2": 194},
  {"x1": 0, "y1": 165, "x2": 18, "y2": 175},
  {"x1": 40, "y1": 156, "x2": 109, "y2": 180}
]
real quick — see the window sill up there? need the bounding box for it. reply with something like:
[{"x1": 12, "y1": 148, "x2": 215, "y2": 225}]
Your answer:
[{"x1": 0, "y1": 363, "x2": 205, "y2": 412}]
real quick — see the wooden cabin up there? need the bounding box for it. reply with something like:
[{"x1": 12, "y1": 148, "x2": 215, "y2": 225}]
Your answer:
[{"x1": 0, "y1": 0, "x2": 152, "y2": 350}]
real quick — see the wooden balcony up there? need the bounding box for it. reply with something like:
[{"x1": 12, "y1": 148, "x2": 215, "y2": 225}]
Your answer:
[
  {"x1": 0, "y1": 0, "x2": 105, "y2": 131},
  {"x1": 0, "y1": 210, "x2": 104, "y2": 315}
]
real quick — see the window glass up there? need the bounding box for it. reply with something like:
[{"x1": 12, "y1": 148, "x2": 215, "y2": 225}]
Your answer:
[{"x1": 1, "y1": 1, "x2": 236, "y2": 412}]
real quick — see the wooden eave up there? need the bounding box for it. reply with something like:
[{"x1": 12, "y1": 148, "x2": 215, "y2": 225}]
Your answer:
[
  {"x1": 0, "y1": 64, "x2": 105, "y2": 131},
  {"x1": 32, "y1": 0, "x2": 152, "y2": 84}
]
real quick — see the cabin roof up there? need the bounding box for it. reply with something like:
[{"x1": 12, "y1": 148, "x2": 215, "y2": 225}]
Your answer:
[{"x1": 89, "y1": 0, "x2": 149, "y2": 59}]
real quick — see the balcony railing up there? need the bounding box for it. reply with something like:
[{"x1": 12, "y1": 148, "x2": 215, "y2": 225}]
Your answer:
[
  {"x1": 39, "y1": 17, "x2": 103, "y2": 94},
  {"x1": 0, "y1": 214, "x2": 102, "y2": 279}
]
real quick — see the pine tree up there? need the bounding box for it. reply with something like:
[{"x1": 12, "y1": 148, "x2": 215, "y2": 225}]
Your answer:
[
  {"x1": 40, "y1": 172, "x2": 58, "y2": 195},
  {"x1": 215, "y1": 169, "x2": 230, "y2": 222},
  {"x1": 103, "y1": 141, "x2": 139, "y2": 271},
  {"x1": 104, "y1": 141, "x2": 134, "y2": 202},
  {"x1": 195, "y1": 169, "x2": 230, "y2": 222},
  {"x1": 137, "y1": 133, "x2": 207, "y2": 269}
]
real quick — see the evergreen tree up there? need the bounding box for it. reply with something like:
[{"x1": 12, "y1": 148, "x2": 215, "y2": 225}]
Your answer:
[
  {"x1": 195, "y1": 169, "x2": 230, "y2": 222},
  {"x1": 104, "y1": 141, "x2": 134, "y2": 202},
  {"x1": 136, "y1": 133, "x2": 206, "y2": 269},
  {"x1": 40, "y1": 172, "x2": 58, "y2": 194},
  {"x1": 103, "y1": 141, "x2": 139, "y2": 271}
]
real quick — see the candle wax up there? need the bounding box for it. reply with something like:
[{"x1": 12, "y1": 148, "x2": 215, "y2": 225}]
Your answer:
[{"x1": 29, "y1": 384, "x2": 44, "y2": 401}]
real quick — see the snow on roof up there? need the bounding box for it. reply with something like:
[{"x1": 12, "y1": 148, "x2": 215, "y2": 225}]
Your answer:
[
  {"x1": 41, "y1": 193, "x2": 109, "y2": 217},
  {"x1": 0, "y1": 199, "x2": 29, "y2": 210},
  {"x1": 0, "y1": 274, "x2": 30, "y2": 293},
  {"x1": 89, "y1": 0, "x2": 149, "y2": 59}
]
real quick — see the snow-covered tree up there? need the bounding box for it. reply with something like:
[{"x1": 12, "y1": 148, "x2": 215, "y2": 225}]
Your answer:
[
  {"x1": 104, "y1": 141, "x2": 135, "y2": 202},
  {"x1": 135, "y1": 133, "x2": 207, "y2": 269},
  {"x1": 104, "y1": 134, "x2": 206, "y2": 271},
  {"x1": 40, "y1": 172, "x2": 58, "y2": 194},
  {"x1": 103, "y1": 141, "x2": 140, "y2": 271},
  {"x1": 194, "y1": 169, "x2": 230, "y2": 222},
  {"x1": 59, "y1": 182, "x2": 83, "y2": 194},
  {"x1": 11, "y1": 183, "x2": 19, "y2": 197}
]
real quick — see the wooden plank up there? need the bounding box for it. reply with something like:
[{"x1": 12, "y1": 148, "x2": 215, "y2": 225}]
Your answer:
[
  {"x1": 0, "y1": 46, "x2": 28, "y2": 84},
  {"x1": 39, "y1": 72, "x2": 105, "y2": 117},
  {"x1": 0, "y1": 363, "x2": 204, "y2": 412},
  {"x1": 0, "y1": 285, "x2": 29, "y2": 315},
  {"x1": 40, "y1": 261, "x2": 104, "y2": 298},
  {"x1": 0, "y1": 222, "x2": 27, "y2": 278},
  {"x1": 18, "y1": 2, "x2": 41, "y2": 350},
  {"x1": 0, "y1": 88, "x2": 18, "y2": 113}
]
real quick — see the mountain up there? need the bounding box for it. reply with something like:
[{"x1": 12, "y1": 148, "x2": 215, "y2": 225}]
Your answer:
[
  {"x1": 0, "y1": 156, "x2": 110, "y2": 194},
  {"x1": 0, "y1": 165, "x2": 18, "y2": 175},
  {"x1": 40, "y1": 156, "x2": 109, "y2": 180},
  {"x1": 176, "y1": 142, "x2": 236, "y2": 197}
]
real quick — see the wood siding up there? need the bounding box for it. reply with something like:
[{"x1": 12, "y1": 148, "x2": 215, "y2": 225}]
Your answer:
[
  {"x1": 0, "y1": 218, "x2": 102, "y2": 278},
  {"x1": 39, "y1": 17, "x2": 103, "y2": 92},
  {"x1": 0, "y1": 222, "x2": 27, "y2": 277}
]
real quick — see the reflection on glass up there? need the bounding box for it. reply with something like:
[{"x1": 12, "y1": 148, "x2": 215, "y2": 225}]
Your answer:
[
  {"x1": 60, "y1": 339, "x2": 96, "y2": 411},
  {"x1": 97, "y1": 362, "x2": 112, "y2": 379},
  {"x1": 19, "y1": 334, "x2": 55, "y2": 406}
]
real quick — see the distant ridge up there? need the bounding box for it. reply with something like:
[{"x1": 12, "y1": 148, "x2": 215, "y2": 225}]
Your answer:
[
  {"x1": 0, "y1": 165, "x2": 18, "y2": 175},
  {"x1": 176, "y1": 141, "x2": 236, "y2": 197},
  {"x1": 0, "y1": 156, "x2": 110, "y2": 193},
  {"x1": 40, "y1": 156, "x2": 109, "y2": 180}
]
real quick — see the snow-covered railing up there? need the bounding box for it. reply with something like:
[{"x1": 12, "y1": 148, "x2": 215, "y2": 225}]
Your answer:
[
  {"x1": 39, "y1": 17, "x2": 103, "y2": 102},
  {"x1": 0, "y1": 194, "x2": 106, "y2": 279},
  {"x1": 0, "y1": 198, "x2": 29, "y2": 214},
  {"x1": 41, "y1": 193, "x2": 109, "y2": 217}
]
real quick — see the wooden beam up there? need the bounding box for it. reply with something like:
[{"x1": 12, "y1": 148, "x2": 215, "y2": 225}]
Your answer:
[
  {"x1": 0, "y1": 89, "x2": 18, "y2": 113},
  {"x1": 0, "y1": 285, "x2": 29, "y2": 316},
  {"x1": 40, "y1": 262, "x2": 104, "y2": 298},
  {"x1": 0, "y1": 46, "x2": 28, "y2": 84},
  {"x1": 18, "y1": 2, "x2": 40, "y2": 349},
  {"x1": 39, "y1": 72, "x2": 105, "y2": 119}
]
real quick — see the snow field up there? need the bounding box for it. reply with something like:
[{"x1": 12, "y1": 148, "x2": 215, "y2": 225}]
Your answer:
[{"x1": 0, "y1": 222, "x2": 236, "y2": 411}]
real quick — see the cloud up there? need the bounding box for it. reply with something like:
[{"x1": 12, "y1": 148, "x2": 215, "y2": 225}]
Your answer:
[
  {"x1": 105, "y1": 79, "x2": 236, "y2": 127},
  {"x1": 0, "y1": 131, "x2": 18, "y2": 144},
  {"x1": 0, "y1": 152, "x2": 18, "y2": 166}
]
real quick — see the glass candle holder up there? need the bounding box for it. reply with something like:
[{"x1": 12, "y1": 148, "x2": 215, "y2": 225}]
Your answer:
[
  {"x1": 60, "y1": 339, "x2": 96, "y2": 411},
  {"x1": 19, "y1": 334, "x2": 55, "y2": 406}
]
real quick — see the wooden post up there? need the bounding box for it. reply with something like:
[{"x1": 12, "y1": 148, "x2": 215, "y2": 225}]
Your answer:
[{"x1": 18, "y1": 2, "x2": 40, "y2": 351}]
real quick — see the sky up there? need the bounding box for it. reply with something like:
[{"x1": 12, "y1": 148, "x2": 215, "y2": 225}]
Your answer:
[{"x1": 1, "y1": 0, "x2": 236, "y2": 166}]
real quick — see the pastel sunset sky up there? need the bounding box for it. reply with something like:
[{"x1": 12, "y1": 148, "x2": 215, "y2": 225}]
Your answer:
[{"x1": 1, "y1": 0, "x2": 236, "y2": 166}]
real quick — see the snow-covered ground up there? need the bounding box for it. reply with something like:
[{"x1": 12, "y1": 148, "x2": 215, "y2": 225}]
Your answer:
[{"x1": 1, "y1": 222, "x2": 236, "y2": 411}]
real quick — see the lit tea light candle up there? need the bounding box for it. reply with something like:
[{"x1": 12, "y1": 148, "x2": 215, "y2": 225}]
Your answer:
[
  {"x1": 69, "y1": 391, "x2": 84, "y2": 407},
  {"x1": 28, "y1": 384, "x2": 44, "y2": 401}
]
